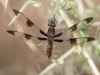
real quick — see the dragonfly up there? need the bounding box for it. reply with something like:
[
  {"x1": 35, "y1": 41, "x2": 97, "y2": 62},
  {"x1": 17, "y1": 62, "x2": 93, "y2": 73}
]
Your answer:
[{"x1": 7, "y1": 9, "x2": 95, "y2": 59}]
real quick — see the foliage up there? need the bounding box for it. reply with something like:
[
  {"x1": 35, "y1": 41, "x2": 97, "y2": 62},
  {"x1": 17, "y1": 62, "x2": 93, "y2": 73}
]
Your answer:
[{"x1": 28, "y1": 0, "x2": 42, "y2": 7}]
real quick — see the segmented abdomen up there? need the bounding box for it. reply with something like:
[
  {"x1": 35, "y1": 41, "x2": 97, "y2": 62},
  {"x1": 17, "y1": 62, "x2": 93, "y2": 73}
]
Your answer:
[{"x1": 46, "y1": 41, "x2": 53, "y2": 59}]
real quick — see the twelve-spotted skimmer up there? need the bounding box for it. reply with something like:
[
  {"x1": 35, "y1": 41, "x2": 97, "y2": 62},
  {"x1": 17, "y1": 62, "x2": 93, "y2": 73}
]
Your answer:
[{"x1": 7, "y1": 9, "x2": 95, "y2": 59}]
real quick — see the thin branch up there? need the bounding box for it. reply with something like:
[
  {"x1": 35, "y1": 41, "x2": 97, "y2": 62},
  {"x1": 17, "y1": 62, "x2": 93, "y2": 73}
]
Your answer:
[
  {"x1": 82, "y1": 47, "x2": 100, "y2": 75},
  {"x1": 88, "y1": 21, "x2": 100, "y2": 27},
  {"x1": 52, "y1": 0, "x2": 65, "y2": 19},
  {"x1": 4, "y1": 0, "x2": 9, "y2": 13},
  {"x1": 0, "y1": 0, "x2": 9, "y2": 13}
]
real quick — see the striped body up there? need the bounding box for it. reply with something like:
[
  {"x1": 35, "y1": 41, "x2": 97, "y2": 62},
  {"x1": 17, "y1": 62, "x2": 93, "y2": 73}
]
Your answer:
[
  {"x1": 46, "y1": 41, "x2": 53, "y2": 59},
  {"x1": 46, "y1": 26, "x2": 55, "y2": 59}
]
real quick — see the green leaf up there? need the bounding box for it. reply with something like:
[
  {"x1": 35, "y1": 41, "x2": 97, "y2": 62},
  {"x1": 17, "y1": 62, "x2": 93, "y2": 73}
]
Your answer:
[
  {"x1": 74, "y1": 44, "x2": 82, "y2": 55},
  {"x1": 52, "y1": 59, "x2": 64, "y2": 64},
  {"x1": 61, "y1": 0, "x2": 69, "y2": 9},
  {"x1": 61, "y1": 0, "x2": 75, "y2": 10},
  {"x1": 28, "y1": 0, "x2": 42, "y2": 7}
]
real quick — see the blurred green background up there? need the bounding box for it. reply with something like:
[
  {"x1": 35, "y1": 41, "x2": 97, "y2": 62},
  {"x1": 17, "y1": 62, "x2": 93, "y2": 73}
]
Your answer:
[{"x1": 0, "y1": 0, "x2": 100, "y2": 75}]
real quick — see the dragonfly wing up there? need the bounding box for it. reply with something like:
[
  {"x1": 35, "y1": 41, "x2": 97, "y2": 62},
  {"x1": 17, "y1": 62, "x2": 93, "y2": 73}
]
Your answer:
[
  {"x1": 54, "y1": 17, "x2": 93, "y2": 38},
  {"x1": 13, "y1": 9, "x2": 47, "y2": 37},
  {"x1": 54, "y1": 37, "x2": 95, "y2": 44},
  {"x1": 7, "y1": 30, "x2": 47, "y2": 41}
]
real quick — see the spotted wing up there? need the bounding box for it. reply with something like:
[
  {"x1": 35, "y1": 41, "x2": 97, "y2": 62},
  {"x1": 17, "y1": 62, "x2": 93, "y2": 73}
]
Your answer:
[
  {"x1": 12, "y1": 9, "x2": 47, "y2": 37},
  {"x1": 54, "y1": 37, "x2": 95, "y2": 44},
  {"x1": 54, "y1": 17, "x2": 93, "y2": 38},
  {"x1": 7, "y1": 30, "x2": 47, "y2": 41}
]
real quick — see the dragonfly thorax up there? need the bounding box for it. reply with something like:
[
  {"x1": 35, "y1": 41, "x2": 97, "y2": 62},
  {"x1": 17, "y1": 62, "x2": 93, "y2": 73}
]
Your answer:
[{"x1": 47, "y1": 26, "x2": 55, "y2": 42}]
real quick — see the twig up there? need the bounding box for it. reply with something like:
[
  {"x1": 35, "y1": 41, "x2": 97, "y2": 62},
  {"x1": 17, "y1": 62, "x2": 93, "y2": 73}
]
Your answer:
[
  {"x1": 82, "y1": 47, "x2": 100, "y2": 75},
  {"x1": 0, "y1": 0, "x2": 9, "y2": 13},
  {"x1": 4, "y1": 0, "x2": 9, "y2": 13},
  {"x1": 51, "y1": 0, "x2": 65, "y2": 19}
]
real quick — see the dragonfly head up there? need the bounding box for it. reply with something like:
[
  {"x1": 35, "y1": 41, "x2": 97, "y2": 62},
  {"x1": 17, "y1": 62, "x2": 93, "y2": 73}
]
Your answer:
[{"x1": 48, "y1": 18, "x2": 58, "y2": 27}]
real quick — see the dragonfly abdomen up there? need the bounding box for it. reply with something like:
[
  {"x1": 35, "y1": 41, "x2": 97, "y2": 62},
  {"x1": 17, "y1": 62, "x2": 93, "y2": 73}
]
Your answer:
[{"x1": 46, "y1": 41, "x2": 53, "y2": 59}]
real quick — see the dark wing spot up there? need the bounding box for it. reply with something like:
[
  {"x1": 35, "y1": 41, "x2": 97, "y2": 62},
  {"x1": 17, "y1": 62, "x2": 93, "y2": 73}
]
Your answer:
[
  {"x1": 69, "y1": 24, "x2": 77, "y2": 31},
  {"x1": 26, "y1": 19, "x2": 34, "y2": 27},
  {"x1": 68, "y1": 38, "x2": 78, "y2": 44},
  {"x1": 54, "y1": 39, "x2": 63, "y2": 43},
  {"x1": 85, "y1": 37, "x2": 95, "y2": 42},
  {"x1": 54, "y1": 32, "x2": 63, "y2": 38},
  {"x1": 68, "y1": 17, "x2": 93, "y2": 31},
  {"x1": 83, "y1": 17, "x2": 93, "y2": 23},
  {"x1": 7, "y1": 30, "x2": 16, "y2": 35},
  {"x1": 40, "y1": 30, "x2": 47, "y2": 37},
  {"x1": 13, "y1": 9, "x2": 20, "y2": 16},
  {"x1": 23, "y1": 33, "x2": 32, "y2": 40},
  {"x1": 38, "y1": 37, "x2": 47, "y2": 41}
]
